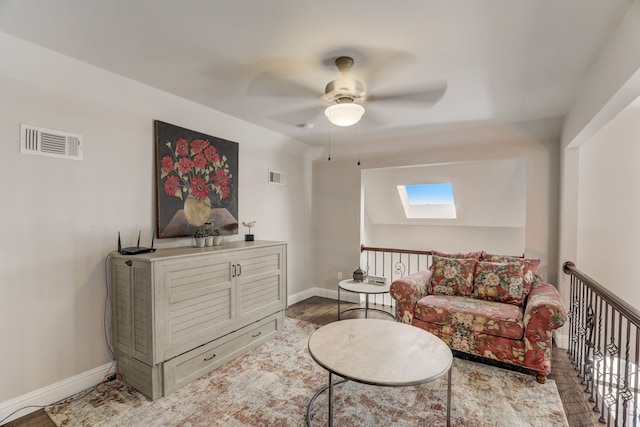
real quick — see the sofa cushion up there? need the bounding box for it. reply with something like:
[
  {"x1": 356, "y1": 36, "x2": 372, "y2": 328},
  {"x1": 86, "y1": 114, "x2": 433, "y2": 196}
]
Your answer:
[
  {"x1": 482, "y1": 254, "x2": 541, "y2": 296},
  {"x1": 429, "y1": 255, "x2": 476, "y2": 296},
  {"x1": 433, "y1": 250, "x2": 484, "y2": 260},
  {"x1": 472, "y1": 261, "x2": 526, "y2": 305},
  {"x1": 412, "y1": 318, "x2": 527, "y2": 364},
  {"x1": 414, "y1": 294, "x2": 525, "y2": 340}
]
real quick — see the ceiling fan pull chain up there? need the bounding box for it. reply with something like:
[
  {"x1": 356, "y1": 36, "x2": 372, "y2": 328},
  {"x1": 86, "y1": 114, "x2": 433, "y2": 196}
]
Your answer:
[
  {"x1": 328, "y1": 123, "x2": 332, "y2": 161},
  {"x1": 357, "y1": 123, "x2": 361, "y2": 166}
]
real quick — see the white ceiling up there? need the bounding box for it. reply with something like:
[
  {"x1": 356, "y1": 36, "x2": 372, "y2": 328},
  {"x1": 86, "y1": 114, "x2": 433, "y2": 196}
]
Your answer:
[{"x1": 0, "y1": 0, "x2": 634, "y2": 156}]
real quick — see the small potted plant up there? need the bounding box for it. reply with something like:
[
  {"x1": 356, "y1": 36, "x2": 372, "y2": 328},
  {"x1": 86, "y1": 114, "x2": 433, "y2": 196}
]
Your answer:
[
  {"x1": 193, "y1": 228, "x2": 208, "y2": 248},
  {"x1": 202, "y1": 222, "x2": 215, "y2": 247},
  {"x1": 212, "y1": 228, "x2": 223, "y2": 246}
]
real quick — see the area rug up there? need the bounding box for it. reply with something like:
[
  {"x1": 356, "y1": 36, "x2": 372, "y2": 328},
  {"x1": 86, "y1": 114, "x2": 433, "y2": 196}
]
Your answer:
[{"x1": 46, "y1": 318, "x2": 568, "y2": 426}]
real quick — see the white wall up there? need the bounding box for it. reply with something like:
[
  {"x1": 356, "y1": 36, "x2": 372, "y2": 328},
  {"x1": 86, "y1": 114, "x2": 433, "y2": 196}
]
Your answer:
[
  {"x1": 313, "y1": 130, "x2": 560, "y2": 295},
  {"x1": 559, "y1": 0, "x2": 640, "y2": 318},
  {"x1": 369, "y1": 225, "x2": 524, "y2": 257},
  {"x1": 312, "y1": 159, "x2": 362, "y2": 289},
  {"x1": 562, "y1": 0, "x2": 640, "y2": 150},
  {"x1": 577, "y1": 105, "x2": 640, "y2": 310},
  {"x1": 0, "y1": 32, "x2": 314, "y2": 415},
  {"x1": 362, "y1": 158, "x2": 527, "y2": 228},
  {"x1": 361, "y1": 158, "x2": 527, "y2": 258}
]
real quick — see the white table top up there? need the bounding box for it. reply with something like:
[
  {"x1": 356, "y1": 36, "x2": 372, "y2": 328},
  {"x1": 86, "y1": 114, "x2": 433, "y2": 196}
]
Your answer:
[
  {"x1": 338, "y1": 279, "x2": 391, "y2": 294},
  {"x1": 308, "y1": 319, "x2": 452, "y2": 386}
]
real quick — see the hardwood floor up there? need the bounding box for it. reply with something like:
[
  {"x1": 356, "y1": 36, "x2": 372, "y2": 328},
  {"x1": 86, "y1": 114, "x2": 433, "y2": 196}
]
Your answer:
[
  {"x1": 3, "y1": 408, "x2": 53, "y2": 427},
  {"x1": 5, "y1": 296, "x2": 599, "y2": 427},
  {"x1": 552, "y1": 345, "x2": 602, "y2": 427}
]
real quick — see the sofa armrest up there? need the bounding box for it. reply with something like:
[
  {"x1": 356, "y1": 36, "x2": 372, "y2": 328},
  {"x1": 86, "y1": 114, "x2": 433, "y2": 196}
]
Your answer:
[
  {"x1": 524, "y1": 282, "x2": 567, "y2": 330},
  {"x1": 390, "y1": 270, "x2": 432, "y2": 324},
  {"x1": 522, "y1": 281, "x2": 567, "y2": 375}
]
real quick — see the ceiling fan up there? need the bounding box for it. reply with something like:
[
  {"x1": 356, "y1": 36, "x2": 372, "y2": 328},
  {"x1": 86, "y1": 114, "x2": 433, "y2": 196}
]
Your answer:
[
  {"x1": 322, "y1": 56, "x2": 367, "y2": 126},
  {"x1": 248, "y1": 52, "x2": 447, "y2": 129}
]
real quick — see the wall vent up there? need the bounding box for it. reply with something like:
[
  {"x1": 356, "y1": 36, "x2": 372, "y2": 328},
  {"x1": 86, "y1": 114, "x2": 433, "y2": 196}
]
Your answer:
[
  {"x1": 20, "y1": 124, "x2": 83, "y2": 160},
  {"x1": 268, "y1": 169, "x2": 285, "y2": 185}
]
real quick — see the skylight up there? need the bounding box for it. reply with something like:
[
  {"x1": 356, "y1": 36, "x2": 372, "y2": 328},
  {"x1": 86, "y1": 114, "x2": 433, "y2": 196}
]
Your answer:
[{"x1": 397, "y1": 183, "x2": 457, "y2": 219}]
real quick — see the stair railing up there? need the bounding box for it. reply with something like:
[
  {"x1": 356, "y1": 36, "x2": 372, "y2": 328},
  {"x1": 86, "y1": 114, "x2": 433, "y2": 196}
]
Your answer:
[
  {"x1": 359, "y1": 245, "x2": 433, "y2": 309},
  {"x1": 360, "y1": 245, "x2": 432, "y2": 282},
  {"x1": 563, "y1": 261, "x2": 640, "y2": 426}
]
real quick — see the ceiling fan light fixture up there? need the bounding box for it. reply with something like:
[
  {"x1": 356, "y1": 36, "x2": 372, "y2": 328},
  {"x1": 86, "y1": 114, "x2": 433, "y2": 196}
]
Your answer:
[{"x1": 325, "y1": 102, "x2": 365, "y2": 127}]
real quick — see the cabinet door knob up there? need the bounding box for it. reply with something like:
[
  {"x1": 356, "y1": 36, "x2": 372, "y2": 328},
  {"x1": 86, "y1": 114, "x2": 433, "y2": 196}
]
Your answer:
[
  {"x1": 204, "y1": 353, "x2": 217, "y2": 362},
  {"x1": 232, "y1": 264, "x2": 236, "y2": 277},
  {"x1": 237, "y1": 264, "x2": 241, "y2": 276}
]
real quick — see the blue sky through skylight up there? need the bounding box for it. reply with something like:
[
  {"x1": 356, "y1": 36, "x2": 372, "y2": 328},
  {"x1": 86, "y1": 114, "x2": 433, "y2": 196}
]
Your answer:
[{"x1": 405, "y1": 183, "x2": 454, "y2": 205}]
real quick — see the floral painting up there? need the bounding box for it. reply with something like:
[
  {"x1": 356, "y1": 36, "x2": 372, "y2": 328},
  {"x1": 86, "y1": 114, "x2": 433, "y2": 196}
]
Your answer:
[{"x1": 154, "y1": 120, "x2": 238, "y2": 238}]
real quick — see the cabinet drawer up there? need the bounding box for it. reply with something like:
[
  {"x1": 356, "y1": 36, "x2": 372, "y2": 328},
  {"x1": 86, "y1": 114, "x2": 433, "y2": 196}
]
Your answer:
[{"x1": 163, "y1": 312, "x2": 282, "y2": 395}]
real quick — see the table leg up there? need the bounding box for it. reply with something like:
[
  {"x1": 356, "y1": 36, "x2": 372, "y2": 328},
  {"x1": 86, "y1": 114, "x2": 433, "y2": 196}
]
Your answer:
[
  {"x1": 306, "y1": 375, "x2": 347, "y2": 426},
  {"x1": 365, "y1": 294, "x2": 369, "y2": 318},
  {"x1": 447, "y1": 368, "x2": 452, "y2": 426},
  {"x1": 328, "y1": 372, "x2": 334, "y2": 427},
  {"x1": 338, "y1": 287, "x2": 341, "y2": 320}
]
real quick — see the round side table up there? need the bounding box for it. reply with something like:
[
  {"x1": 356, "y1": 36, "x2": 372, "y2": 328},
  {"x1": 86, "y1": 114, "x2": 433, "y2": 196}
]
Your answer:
[{"x1": 337, "y1": 279, "x2": 395, "y2": 320}]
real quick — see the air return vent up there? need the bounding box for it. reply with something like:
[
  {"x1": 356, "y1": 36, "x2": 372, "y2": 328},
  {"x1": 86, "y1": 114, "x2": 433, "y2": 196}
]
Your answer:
[
  {"x1": 20, "y1": 124, "x2": 83, "y2": 160},
  {"x1": 268, "y1": 169, "x2": 284, "y2": 185}
]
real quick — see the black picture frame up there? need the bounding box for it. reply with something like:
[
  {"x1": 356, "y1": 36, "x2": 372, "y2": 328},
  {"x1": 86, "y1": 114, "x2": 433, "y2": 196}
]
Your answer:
[{"x1": 154, "y1": 120, "x2": 239, "y2": 238}]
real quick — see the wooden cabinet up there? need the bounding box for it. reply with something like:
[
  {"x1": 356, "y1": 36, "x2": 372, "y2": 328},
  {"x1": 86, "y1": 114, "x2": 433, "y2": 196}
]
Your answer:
[{"x1": 110, "y1": 241, "x2": 287, "y2": 399}]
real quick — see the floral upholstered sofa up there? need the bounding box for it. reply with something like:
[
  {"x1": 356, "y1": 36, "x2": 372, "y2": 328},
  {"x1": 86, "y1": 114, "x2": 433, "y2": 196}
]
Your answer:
[{"x1": 389, "y1": 251, "x2": 567, "y2": 383}]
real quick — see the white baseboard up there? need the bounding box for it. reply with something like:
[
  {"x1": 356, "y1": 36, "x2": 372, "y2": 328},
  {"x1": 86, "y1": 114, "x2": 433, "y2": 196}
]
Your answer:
[
  {"x1": 554, "y1": 331, "x2": 569, "y2": 349},
  {"x1": 2, "y1": 289, "x2": 366, "y2": 425},
  {"x1": 0, "y1": 362, "x2": 114, "y2": 425}
]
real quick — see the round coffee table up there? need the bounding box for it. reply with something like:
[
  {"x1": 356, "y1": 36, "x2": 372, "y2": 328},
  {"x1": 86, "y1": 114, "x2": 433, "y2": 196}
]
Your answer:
[
  {"x1": 306, "y1": 318, "x2": 453, "y2": 426},
  {"x1": 337, "y1": 279, "x2": 395, "y2": 320}
]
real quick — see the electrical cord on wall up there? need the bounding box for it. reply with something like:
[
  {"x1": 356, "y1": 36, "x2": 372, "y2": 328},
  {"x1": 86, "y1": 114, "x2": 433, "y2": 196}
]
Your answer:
[
  {"x1": 101, "y1": 252, "x2": 120, "y2": 384},
  {"x1": 0, "y1": 253, "x2": 121, "y2": 425},
  {"x1": 104, "y1": 253, "x2": 116, "y2": 362}
]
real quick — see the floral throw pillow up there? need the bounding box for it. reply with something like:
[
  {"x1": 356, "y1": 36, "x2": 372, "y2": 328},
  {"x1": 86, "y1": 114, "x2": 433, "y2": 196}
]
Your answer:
[
  {"x1": 429, "y1": 255, "x2": 476, "y2": 296},
  {"x1": 472, "y1": 261, "x2": 526, "y2": 305},
  {"x1": 432, "y1": 250, "x2": 484, "y2": 260},
  {"x1": 482, "y1": 254, "x2": 540, "y2": 296}
]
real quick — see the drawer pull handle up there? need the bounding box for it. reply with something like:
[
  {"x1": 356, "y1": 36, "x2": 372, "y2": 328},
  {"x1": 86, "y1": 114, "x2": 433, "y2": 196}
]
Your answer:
[
  {"x1": 232, "y1": 264, "x2": 236, "y2": 277},
  {"x1": 252, "y1": 331, "x2": 262, "y2": 338},
  {"x1": 237, "y1": 264, "x2": 241, "y2": 276},
  {"x1": 204, "y1": 353, "x2": 217, "y2": 362}
]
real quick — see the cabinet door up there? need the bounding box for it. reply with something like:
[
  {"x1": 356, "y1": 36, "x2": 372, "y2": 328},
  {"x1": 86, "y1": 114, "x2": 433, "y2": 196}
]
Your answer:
[
  {"x1": 235, "y1": 245, "x2": 286, "y2": 319},
  {"x1": 157, "y1": 252, "x2": 235, "y2": 361}
]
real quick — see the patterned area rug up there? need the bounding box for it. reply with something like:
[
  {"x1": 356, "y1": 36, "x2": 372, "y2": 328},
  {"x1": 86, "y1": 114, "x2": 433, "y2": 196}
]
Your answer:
[{"x1": 46, "y1": 318, "x2": 568, "y2": 426}]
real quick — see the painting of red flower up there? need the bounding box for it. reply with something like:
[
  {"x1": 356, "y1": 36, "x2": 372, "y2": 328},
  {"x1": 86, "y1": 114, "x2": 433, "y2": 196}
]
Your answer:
[
  {"x1": 155, "y1": 121, "x2": 238, "y2": 238},
  {"x1": 164, "y1": 175, "x2": 181, "y2": 197}
]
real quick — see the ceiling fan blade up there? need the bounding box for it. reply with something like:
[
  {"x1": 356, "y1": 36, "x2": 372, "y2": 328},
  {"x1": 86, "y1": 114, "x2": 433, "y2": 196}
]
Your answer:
[
  {"x1": 268, "y1": 105, "x2": 326, "y2": 127},
  {"x1": 367, "y1": 81, "x2": 448, "y2": 107},
  {"x1": 359, "y1": 107, "x2": 389, "y2": 127},
  {"x1": 361, "y1": 51, "x2": 419, "y2": 88},
  {"x1": 247, "y1": 71, "x2": 319, "y2": 98}
]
